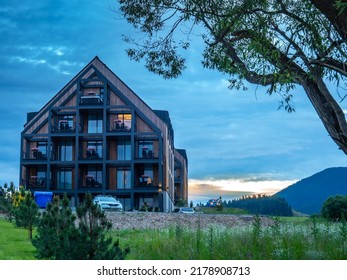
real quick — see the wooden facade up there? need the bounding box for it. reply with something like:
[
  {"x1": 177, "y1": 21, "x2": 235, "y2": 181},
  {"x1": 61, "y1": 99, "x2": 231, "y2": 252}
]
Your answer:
[{"x1": 20, "y1": 56, "x2": 188, "y2": 212}]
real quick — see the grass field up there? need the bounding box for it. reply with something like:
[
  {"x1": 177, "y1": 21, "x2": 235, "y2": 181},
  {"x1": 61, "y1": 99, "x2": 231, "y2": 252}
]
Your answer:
[
  {"x1": 0, "y1": 218, "x2": 36, "y2": 260},
  {"x1": 198, "y1": 207, "x2": 249, "y2": 215},
  {"x1": 117, "y1": 216, "x2": 347, "y2": 260},
  {"x1": 1, "y1": 216, "x2": 347, "y2": 260}
]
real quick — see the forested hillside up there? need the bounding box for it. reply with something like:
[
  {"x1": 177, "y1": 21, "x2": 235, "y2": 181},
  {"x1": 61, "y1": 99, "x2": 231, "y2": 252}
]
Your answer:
[{"x1": 275, "y1": 167, "x2": 347, "y2": 214}]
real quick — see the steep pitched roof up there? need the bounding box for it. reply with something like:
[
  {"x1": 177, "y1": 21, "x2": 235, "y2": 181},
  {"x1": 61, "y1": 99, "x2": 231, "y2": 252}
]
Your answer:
[{"x1": 22, "y1": 56, "x2": 170, "y2": 137}]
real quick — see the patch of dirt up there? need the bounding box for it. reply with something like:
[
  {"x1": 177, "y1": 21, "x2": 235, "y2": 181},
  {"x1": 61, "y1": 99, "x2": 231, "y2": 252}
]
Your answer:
[{"x1": 106, "y1": 212, "x2": 273, "y2": 230}]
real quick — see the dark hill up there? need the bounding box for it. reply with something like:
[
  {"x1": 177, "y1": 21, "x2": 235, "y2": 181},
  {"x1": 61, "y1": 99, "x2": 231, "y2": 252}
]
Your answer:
[{"x1": 274, "y1": 167, "x2": 347, "y2": 215}]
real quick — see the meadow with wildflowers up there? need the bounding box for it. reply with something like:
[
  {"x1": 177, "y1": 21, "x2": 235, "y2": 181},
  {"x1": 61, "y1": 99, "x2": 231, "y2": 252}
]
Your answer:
[{"x1": 1, "y1": 216, "x2": 347, "y2": 260}]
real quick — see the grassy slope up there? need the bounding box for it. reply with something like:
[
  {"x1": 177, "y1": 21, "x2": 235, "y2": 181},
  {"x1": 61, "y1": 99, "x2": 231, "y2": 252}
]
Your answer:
[{"x1": 0, "y1": 218, "x2": 36, "y2": 260}]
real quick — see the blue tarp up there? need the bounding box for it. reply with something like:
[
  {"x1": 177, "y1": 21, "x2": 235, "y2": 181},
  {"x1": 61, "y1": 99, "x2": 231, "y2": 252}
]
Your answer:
[{"x1": 34, "y1": 191, "x2": 53, "y2": 208}]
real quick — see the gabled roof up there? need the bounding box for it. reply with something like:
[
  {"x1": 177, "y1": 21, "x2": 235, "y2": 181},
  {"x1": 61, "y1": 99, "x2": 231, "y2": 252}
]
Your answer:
[{"x1": 22, "y1": 56, "x2": 171, "y2": 137}]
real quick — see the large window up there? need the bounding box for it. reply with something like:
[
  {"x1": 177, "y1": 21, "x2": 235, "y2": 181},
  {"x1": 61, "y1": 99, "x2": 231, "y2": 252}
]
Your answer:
[
  {"x1": 28, "y1": 166, "x2": 46, "y2": 188},
  {"x1": 88, "y1": 113, "x2": 103, "y2": 133},
  {"x1": 138, "y1": 140, "x2": 154, "y2": 158},
  {"x1": 59, "y1": 115, "x2": 74, "y2": 132},
  {"x1": 85, "y1": 167, "x2": 103, "y2": 187},
  {"x1": 86, "y1": 141, "x2": 103, "y2": 159},
  {"x1": 117, "y1": 140, "x2": 131, "y2": 160},
  {"x1": 32, "y1": 141, "x2": 48, "y2": 159},
  {"x1": 117, "y1": 168, "x2": 131, "y2": 189},
  {"x1": 57, "y1": 169, "x2": 72, "y2": 190},
  {"x1": 114, "y1": 114, "x2": 132, "y2": 130},
  {"x1": 139, "y1": 166, "x2": 154, "y2": 186},
  {"x1": 37, "y1": 167, "x2": 46, "y2": 187},
  {"x1": 58, "y1": 139, "x2": 73, "y2": 161}
]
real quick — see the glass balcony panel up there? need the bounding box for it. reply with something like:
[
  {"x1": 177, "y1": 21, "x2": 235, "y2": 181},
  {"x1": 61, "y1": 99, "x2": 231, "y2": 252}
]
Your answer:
[
  {"x1": 80, "y1": 92, "x2": 103, "y2": 105},
  {"x1": 26, "y1": 176, "x2": 46, "y2": 188},
  {"x1": 80, "y1": 141, "x2": 103, "y2": 160},
  {"x1": 138, "y1": 140, "x2": 156, "y2": 159}
]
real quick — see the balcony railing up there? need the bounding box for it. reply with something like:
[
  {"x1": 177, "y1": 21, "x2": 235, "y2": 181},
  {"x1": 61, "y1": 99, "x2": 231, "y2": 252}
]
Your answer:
[
  {"x1": 24, "y1": 177, "x2": 47, "y2": 188},
  {"x1": 137, "y1": 175, "x2": 158, "y2": 187},
  {"x1": 80, "y1": 94, "x2": 103, "y2": 105},
  {"x1": 79, "y1": 148, "x2": 102, "y2": 160},
  {"x1": 79, "y1": 177, "x2": 103, "y2": 189},
  {"x1": 23, "y1": 150, "x2": 47, "y2": 160},
  {"x1": 110, "y1": 120, "x2": 131, "y2": 132},
  {"x1": 51, "y1": 121, "x2": 77, "y2": 133},
  {"x1": 138, "y1": 148, "x2": 156, "y2": 159}
]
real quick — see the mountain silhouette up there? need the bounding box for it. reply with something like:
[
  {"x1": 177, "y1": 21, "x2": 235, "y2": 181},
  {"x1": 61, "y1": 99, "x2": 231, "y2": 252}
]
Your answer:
[{"x1": 274, "y1": 167, "x2": 347, "y2": 215}]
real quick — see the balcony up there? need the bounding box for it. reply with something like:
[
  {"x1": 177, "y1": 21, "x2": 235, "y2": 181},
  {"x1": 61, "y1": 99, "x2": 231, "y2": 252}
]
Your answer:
[
  {"x1": 23, "y1": 149, "x2": 47, "y2": 161},
  {"x1": 110, "y1": 119, "x2": 131, "y2": 132},
  {"x1": 139, "y1": 147, "x2": 155, "y2": 159},
  {"x1": 135, "y1": 148, "x2": 158, "y2": 161},
  {"x1": 52, "y1": 120, "x2": 77, "y2": 133},
  {"x1": 24, "y1": 176, "x2": 47, "y2": 189},
  {"x1": 80, "y1": 93, "x2": 103, "y2": 105},
  {"x1": 79, "y1": 175, "x2": 103, "y2": 189},
  {"x1": 138, "y1": 175, "x2": 154, "y2": 187},
  {"x1": 136, "y1": 141, "x2": 158, "y2": 160},
  {"x1": 79, "y1": 147, "x2": 102, "y2": 160}
]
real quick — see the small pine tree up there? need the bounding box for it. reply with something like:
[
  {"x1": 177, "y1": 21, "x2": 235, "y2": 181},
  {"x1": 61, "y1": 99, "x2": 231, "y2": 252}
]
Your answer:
[
  {"x1": 33, "y1": 193, "x2": 129, "y2": 260},
  {"x1": 13, "y1": 191, "x2": 40, "y2": 240},
  {"x1": 75, "y1": 193, "x2": 129, "y2": 260},
  {"x1": 32, "y1": 194, "x2": 79, "y2": 259}
]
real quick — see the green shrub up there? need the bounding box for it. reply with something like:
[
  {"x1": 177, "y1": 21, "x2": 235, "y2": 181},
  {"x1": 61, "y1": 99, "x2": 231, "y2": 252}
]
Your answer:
[
  {"x1": 33, "y1": 193, "x2": 129, "y2": 260},
  {"x1": 321, "y1": 195, "x2": 347, "y2": 221},
  {"x1": 12, "y1": 190, "x2": 40, "y2": 240}
]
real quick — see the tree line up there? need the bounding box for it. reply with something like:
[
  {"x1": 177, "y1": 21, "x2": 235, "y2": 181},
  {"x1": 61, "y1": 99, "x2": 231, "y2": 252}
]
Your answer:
[{"x1": 219, "y1": 194, "x2": 293, "y2": 216}]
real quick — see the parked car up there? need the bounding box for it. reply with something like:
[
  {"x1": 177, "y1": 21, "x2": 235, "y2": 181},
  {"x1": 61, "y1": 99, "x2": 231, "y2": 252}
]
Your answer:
[
  {"x1": 92, "y1": 195, "x2": 123, "y2": 212},
  {"x1": 178, "y1": 207, "x2": 195, "y2": 214}
]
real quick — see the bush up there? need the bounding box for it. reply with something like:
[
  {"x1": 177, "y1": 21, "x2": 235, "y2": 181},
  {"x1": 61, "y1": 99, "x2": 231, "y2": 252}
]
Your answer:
[
  {"x1": 32, "y1": 194, "x2": 78, "y2": 259},
  {"x1": 75, "y1": 193, "x2": 129, "y2": 260},
  {"x1": 321, "y1": 195, "x2": 347, "y2": 221},
  {"x1": 33, "y1": 193, "x2": 129, "y2": 260}
]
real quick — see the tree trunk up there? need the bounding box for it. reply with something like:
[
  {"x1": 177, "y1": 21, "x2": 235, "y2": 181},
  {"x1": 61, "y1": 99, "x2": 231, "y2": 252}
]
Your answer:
[
  {"x1": 300, "y1": 76, "x2": 347, "y2": 154},
  {"x1": 311, "y1": 0, "x2": 347, "y2": 41},
  {"x1": 28, "y1": 228, "x2": 33, "y2": 241}
]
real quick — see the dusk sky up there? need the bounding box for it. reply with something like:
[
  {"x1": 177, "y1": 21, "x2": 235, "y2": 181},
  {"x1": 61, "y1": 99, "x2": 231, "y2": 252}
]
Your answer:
[{"x1": 1, "y1": 1, "x2": 346, "y2": 203}]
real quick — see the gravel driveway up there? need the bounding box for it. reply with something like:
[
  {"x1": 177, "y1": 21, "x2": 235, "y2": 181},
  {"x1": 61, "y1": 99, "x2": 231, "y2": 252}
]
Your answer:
[
  {"x1": 0, "y1": 212, "x2": 273, "y2": 230},
  {"x1": 106, "y1": 212, "x2": 273, "y2": 230}
]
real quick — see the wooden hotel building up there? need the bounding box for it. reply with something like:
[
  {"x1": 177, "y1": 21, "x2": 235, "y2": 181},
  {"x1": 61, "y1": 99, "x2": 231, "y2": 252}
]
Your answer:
[{"x1": 19, "y1": 57, "x2": 188, "y2": 212}]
